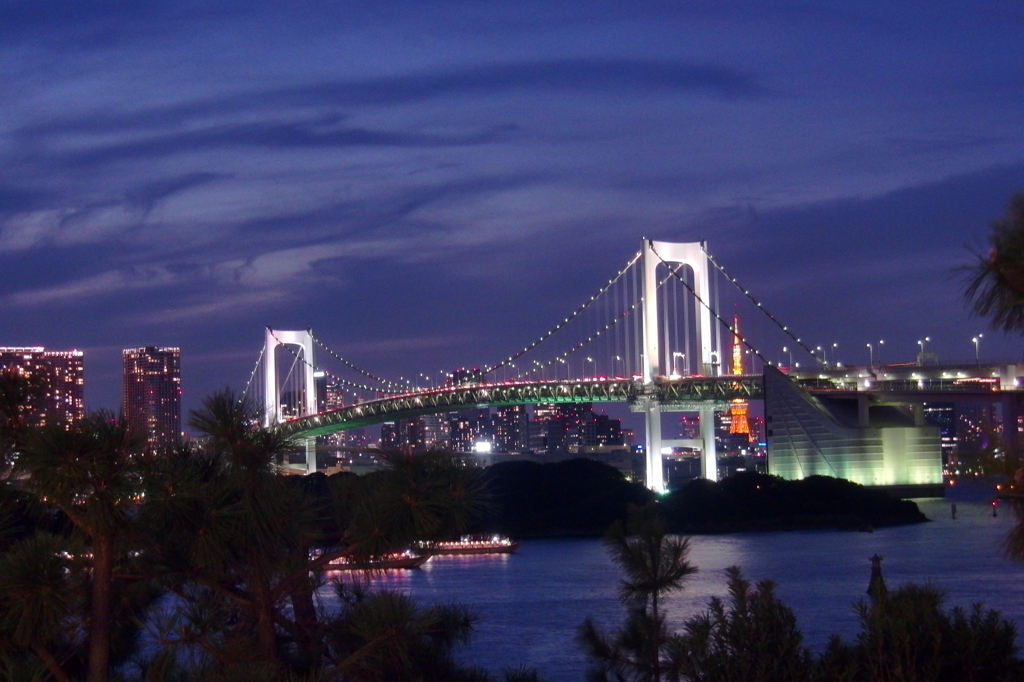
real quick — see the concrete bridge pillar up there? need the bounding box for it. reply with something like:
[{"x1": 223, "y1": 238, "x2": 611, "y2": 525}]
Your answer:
[
  {"x1": 305, "y1": 438, "x2": 317, "y2": 474},
  {"x1": 700, "y1": 404, "x2": 717, "y2": 480},
  {"x1": 642, "y1": 397, "x2": 665, "y2": 492}
]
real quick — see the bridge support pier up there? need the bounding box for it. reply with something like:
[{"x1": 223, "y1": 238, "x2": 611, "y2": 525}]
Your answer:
[
  {"x1": 305, "y1": 438, "x2": 317, "y2": 475},
  {"x1": 700, "y1": 405, "x2": 718, "y2": 481},
  {"x1": 643, "y1": 398, "x2": 665, "y2": 493}
]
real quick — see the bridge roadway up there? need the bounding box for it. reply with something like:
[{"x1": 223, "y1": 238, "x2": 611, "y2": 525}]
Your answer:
[
  {"x1": 275, "y1": 361, "x2": 1023, "y2": 440},
  {"x1": 275, "y1": 375, "x2": 764, "y2": 439}
]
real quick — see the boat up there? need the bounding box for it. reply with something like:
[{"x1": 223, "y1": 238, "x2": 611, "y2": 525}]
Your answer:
[
  {"x1": 415, "y1": 534, "x2": 521, "y2": 556},
  {"x1": 323, "y1": 549, "x2": 430, "y2": 571}
]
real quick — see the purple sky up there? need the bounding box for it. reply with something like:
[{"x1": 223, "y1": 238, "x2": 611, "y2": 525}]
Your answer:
[{"x1": 2, "y1": 1, "x2": 1024, "y2": 415}]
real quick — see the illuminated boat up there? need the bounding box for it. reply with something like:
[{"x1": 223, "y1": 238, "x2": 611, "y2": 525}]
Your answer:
[
  {"x1": 415, "y1": 535, "x2": 521, "y2": 556},
  {"x1": 324, "y1": 549, "x2": 430, "y2": 570}
]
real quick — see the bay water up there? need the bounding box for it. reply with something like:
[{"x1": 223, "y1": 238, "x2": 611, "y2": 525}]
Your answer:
[{"x1": 326, "y1": 483, "x2": 1024, "y2": 680}]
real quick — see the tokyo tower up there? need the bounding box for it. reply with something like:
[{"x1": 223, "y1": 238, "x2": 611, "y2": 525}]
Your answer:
[{"x1": 728, "y1": 315, "x2": 751, "y2": 436}]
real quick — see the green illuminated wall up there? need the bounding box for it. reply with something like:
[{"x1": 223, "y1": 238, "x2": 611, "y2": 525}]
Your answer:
[{"x1": 765, "y1": 367, "x2": 942, "y2": 487}]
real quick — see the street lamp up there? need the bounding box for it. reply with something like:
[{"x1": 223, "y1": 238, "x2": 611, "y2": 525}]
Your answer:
[
  {"x1": 832, "y1": 343, "x2": 839, "y2": 368},
  {"x1": 878, "y1": 339, "x2": 884, "y2": 366},
  {"x1": 973, "y1": 334, "x2": 983, "y2": 363},
  {"x1": 782, "y1": 346, "x2": 793, "y2": 368},
  {"x1": 613, "y1": 355, "x2": 625, "y2": 377},
  {"x1": 866, "y1": 343, "x2": 874, "y2": 367},
  {"x1": 585, "y1": 356, "x2": 596, "y2": 378},
  {"x1": 917, "y1": 337, "x2": 931, "y2": 365},
  {"x1": 671, "y1": 351, "x2": 685, "y2": 378},
  {"x1": 556, "y1": 357, "x2": 567, "y2": 379}
]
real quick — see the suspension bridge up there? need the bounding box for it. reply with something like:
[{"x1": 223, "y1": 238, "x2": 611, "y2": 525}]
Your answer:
[{"x1": 243, "y1": 239, "x2": 1022, "y2": 495}]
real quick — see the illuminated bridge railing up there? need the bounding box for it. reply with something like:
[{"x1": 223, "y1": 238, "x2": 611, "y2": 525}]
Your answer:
[
  {"x1": 275, "y1": 375, "x2": 766, "y2": 438},
  {"x1": 796, "y1": 377, "x2": 1002, "y2": 393}
]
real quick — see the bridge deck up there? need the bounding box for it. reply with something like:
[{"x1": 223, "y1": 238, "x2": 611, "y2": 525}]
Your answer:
[{"x1": 275, "y1": 375, "x2": 764, "y2": 438}]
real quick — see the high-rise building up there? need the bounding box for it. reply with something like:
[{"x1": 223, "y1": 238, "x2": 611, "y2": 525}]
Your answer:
[
  {"x1": 122, "y1": 347, "x2": 181, "y2": 453},
  {"x1": 0, "y1": 347, "x2": 85, "y2": 427},
  {"x1": 447, "y1": 408, "x2": 491, "y2": 452},
  {"x1": 529, "y1": 403, "x2": 623, "y2": 454},
  {"x1": 494, "y1": 405, "x2": 528, "y2": 452}
]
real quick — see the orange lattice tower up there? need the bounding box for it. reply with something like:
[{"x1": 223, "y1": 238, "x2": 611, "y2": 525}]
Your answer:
[{"x1": 729, "y1": 315, "x2": 750, "y2": 435}]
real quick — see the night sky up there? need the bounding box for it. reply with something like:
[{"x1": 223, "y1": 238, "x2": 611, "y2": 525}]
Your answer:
[{"x1": 3, "y1": 1, "x2": 1024, "y2": 416}]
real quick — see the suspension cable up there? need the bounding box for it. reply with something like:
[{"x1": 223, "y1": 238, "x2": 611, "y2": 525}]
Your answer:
[
  {"x1": 240, "y1": 343, "x2": 267, "y2": 404},
  {"x1": 266, "y1": 328, "x2": 406, "y2": 397},
  {"x1": 515, "y1": 263, "x2": 688, "y2": 380},
  {"x1": 308, "y1": 330, "x2": 405, "y2": 390},
  {"x1": 649, "y1": 243, "x2": 773, "y2": 371},
  {"x1": 704, "y1": 250, "x2": 816, "y2": 359},
  {"x1": 484, "y1": 250, "x2": 642, "y2": 375}
]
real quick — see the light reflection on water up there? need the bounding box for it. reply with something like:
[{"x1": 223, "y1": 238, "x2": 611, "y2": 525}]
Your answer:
[{"x1": 319, "y1": 494, "x2": 1024, "y2": 681}]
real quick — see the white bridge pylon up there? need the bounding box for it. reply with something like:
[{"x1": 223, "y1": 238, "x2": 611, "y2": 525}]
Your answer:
[
  {"x1": 263, "y1": 328, "x2": 318, "y2": 426},
  {"x1": 264, "y1": 328, "x2": 318, "y2": 474},
  {"x1": 641, "y1": 239, "x2": 718, "y2": 492}
]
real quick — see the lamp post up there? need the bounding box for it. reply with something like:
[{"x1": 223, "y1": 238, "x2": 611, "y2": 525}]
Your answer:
[
  {"x1": 917, "y1": 336, "x2": 930, "y2": 365},
  {"x1": 671, "y1": 351, "x2": 685, "y2": 378},
  {"x1": 557, "y1": 357, "x2": 567, "y2": 380},
  {"x1": 613, "y1": 355, "x2": 624, "y2": 377},
  {"x1": 973, "y1": 334, "x2": 983, "y2": 363},
  {"x1": 832, "y1": 343, "x2": 839, "y2": 368},
  {"x1": 866, "y1": 343, "x2": 874, "y2": 367},
  {"x1": 585, "y1": 356, "x2": 596, "y2": 378},
  {"x1": 878, "y1": 339, "x2": 884, "y2": 366},
  {"x1": 782, "y1": 346, "x2": 793, "y2": 368}
]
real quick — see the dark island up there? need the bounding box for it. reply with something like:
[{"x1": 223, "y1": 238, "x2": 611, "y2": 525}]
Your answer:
[{"x1": 471, "y1": 459, "x2": 927, "y2": 537}]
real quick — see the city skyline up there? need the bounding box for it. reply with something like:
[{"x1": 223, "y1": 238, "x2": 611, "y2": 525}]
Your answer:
[{"x1": 2, "y1": 2, "x2": 1023, "y2": 415}]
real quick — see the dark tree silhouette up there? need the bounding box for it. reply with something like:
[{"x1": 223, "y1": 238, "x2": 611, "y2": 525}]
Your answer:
[
  {"x1": 962, "y1": 192, "x2": 1024, "y2": 332},
  {"x1": 578, "y1": 505, "x2": 696, "y2": 682}
]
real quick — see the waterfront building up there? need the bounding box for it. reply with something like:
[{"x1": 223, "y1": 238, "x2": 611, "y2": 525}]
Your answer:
[
  {"x1": 122, "y1": 346, "x2": 181, "y2": 453},
  {"x1": 593, "y1": 413, "x2": 623, "y2": 447},
  {"x1": 529, "y1": 403, "x2": 623, "y2": 455},
  {"x1": 494, "y1": 404, "x2": 528, "y2": 452},
  {"x1": 923, "y1": 402, "x2": 958, "y2": 464},
  {"x1": 380, "y1": 414, "x2": 452, "y2": 452},
  {"x1": 380, "y1": 421, "x2": 400, "y2": 448},
  {"x1": 0, "y1": 346, "x2": 84, "y2": 427},
  {"x1": 448, "y1": 408, "x2": 490, "y2": 452}
]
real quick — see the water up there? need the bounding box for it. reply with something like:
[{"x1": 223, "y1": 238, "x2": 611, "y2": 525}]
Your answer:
[{"x1": 323, "y1": 487, "x2": 1024, "y2": 681}]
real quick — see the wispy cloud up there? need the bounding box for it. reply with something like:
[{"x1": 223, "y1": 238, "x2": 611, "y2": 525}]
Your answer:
[
  {"x1": 49, "y1": 119, "x2": 522, "y2": 168},
  {"x1": 124, "y1": 171, "x2": 227, "y2": 212},
  {"x1": 4, "y1": 269, "x2": 161, "y2": 306},
  {"x1": 127, "y1": 290, "x2": 288, "y2": 325},
  {"x1": 16, "y1": 59, "x2": 762, "y2": 140}
]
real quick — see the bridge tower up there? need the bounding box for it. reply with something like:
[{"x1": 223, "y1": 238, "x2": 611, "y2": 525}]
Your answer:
[
  {"x1": 263, "y1": 328, "x2": 318, "y2": 426},
  {"x1": 263, "y1": 328, "x2": 319, "y2": 474},
  {"x1": 641, "y1": 239, "x2": 718, "y2": 492}
]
